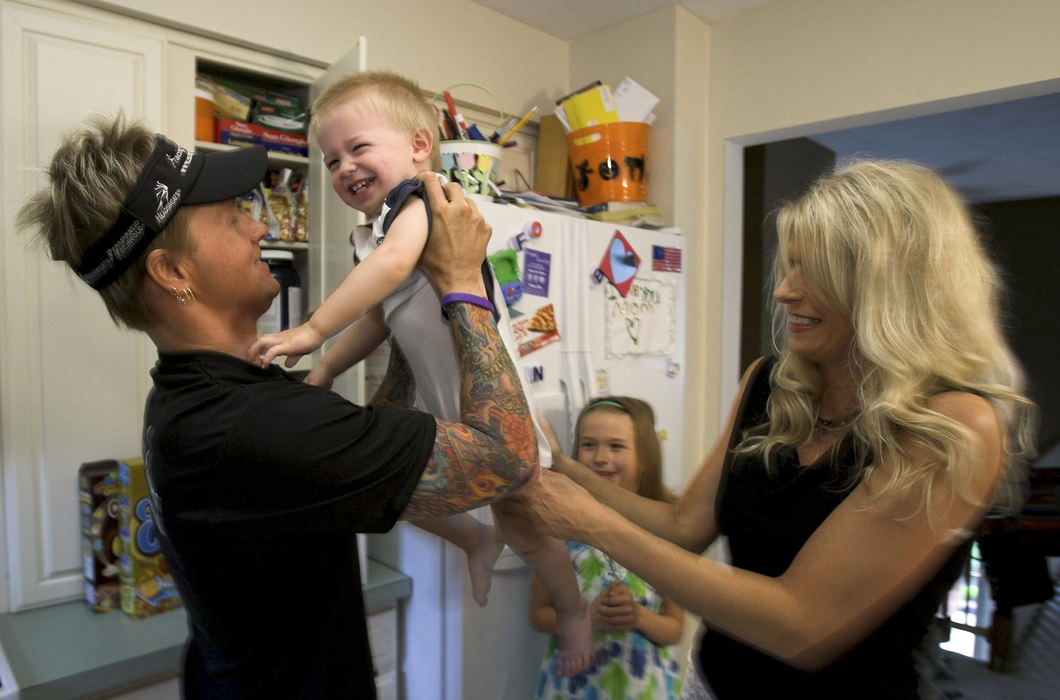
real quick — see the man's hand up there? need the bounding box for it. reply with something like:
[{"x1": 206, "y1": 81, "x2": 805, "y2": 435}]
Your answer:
[{"x1": 416, "y1": 173, "x2": 491, "y2": 296}]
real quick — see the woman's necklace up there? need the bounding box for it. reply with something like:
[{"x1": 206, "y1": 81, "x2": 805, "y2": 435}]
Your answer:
[{"x1": 813, "y1": 410, "x2": 859, "y2": 442}]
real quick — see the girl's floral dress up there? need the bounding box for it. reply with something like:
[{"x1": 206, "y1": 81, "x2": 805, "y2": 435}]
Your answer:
[{"x1": 535, "y1": 541, "x2": 683, "y2": 700}]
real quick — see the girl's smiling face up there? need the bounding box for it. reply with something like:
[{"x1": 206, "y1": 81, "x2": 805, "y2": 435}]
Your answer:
[{"x1": 576, "y1": 409, "x2": 640, "y2": 493}]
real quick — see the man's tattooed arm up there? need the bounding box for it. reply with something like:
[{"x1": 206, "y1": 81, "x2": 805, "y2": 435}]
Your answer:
[{"x1": 403, "y1": 304, "x2": 539, "y2": 519}]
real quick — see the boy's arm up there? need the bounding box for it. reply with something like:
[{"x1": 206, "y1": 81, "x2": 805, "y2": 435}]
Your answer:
[
  {"x1": 249, "y1": 200, "x2": 428, "y2": 366},
  {"x1": 306, "y1": 306, "x2": 389, "y2": 390},
  {"x1": 367, "y1": 335, "x2": 416, "y2": 409},
  {"x1": 307, "y1": 201, "x2": 428, "y2": 340}
]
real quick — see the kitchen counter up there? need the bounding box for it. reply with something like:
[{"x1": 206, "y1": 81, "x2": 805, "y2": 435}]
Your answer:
[{"x1": 0, "y1": 559, "x2": 410, "y2": 699}]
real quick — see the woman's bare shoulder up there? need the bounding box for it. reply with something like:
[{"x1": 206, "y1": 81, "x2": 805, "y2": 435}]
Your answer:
[{"x1": 929, "y1": 391, "x2": 999, "y2": 438}]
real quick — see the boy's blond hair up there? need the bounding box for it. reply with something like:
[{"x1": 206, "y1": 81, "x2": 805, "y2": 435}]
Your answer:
[{"x1": 311, "y1": 70, "x2": 441, "y2": 170}]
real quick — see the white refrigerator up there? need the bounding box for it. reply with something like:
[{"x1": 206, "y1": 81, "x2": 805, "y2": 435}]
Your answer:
[{"x1": 369, "y1": 201, "x2": 687, "y2": 699}]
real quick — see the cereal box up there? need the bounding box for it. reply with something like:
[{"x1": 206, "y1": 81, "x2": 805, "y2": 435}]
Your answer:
[
  {"x1": 117, "y1": 457, "x2": 182, "y2": 618},
  {"x1": 79, "y1": 459, "x2": 121, "y2": 612}
]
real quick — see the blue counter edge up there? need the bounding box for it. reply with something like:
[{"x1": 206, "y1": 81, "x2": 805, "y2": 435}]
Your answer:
[{"x1": 0, "y1": 559, "x2": 410, "y2": 698}]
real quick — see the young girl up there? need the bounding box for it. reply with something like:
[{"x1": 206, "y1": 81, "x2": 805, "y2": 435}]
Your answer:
[
  {"x1": 532, "y1": 397, "x2": 685, "y2": 699},
  {"x1": 248, "y1": 70, "x2": 592, "y2": 675}
]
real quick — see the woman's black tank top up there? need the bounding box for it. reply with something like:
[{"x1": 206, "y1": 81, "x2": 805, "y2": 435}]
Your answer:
[{"x1": 698, "y1": 358, "x2": 970, "y2": 698}]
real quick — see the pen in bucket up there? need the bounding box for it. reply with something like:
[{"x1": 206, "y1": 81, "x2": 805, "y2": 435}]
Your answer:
[{"x1": 498, "y1": 105, "x2": 539, "y2": 145}]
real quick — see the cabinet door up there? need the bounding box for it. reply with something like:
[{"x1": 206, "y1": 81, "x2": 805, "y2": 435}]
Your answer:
[
  {"x1": 0, "y1": 1, "x2": 163, "y2": 611},
  {"x1": 309, "y1": 39, "x2": 367, "y2": 405}
]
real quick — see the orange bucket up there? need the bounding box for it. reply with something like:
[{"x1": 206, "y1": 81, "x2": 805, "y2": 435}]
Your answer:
[{"x1": 565, "y1": 122, "x2": 649, "y2": 207}]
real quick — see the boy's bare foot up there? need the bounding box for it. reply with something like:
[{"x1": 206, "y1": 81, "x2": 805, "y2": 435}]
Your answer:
[
  {"x1": 553, "y1": 597, "x2": 593, "y2": 676},
  {"x1": 466, "y1": 524, "x2": 505, "y2": 607}
]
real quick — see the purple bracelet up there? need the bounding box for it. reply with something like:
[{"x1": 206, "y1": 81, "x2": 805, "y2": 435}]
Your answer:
[{"x1": 440, "y1": 292, "x2": 495, "y2": 320}]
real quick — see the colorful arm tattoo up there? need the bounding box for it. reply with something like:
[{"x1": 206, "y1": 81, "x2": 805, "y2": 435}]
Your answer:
[
  {"x1": 404, "y1": 303, "x2": 539, "y2": 519},
  {"x1": 368, "y1": 340, "x2": 416, "y2": 409}
]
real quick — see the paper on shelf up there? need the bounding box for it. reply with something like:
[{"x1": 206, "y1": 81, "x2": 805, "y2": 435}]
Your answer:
[
  {"x1": 613, "y1": 77, "x2": 660, "y2": 123},
  {"x1": 562, "y1": 83, "x2": 618, "y2": 131}
]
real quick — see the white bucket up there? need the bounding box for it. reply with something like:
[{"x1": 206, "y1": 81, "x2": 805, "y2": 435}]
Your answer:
[{"x1": 439, "y1": 140, "x2": 502, "y2": 196}]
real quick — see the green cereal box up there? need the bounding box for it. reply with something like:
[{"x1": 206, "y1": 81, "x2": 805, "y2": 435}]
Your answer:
[
  {"x1": 79, "y1": 460, "x2": 122, "y2": 612},
  {"x1": 117, "y1": 457, "x2": 182, "y2": 618}
]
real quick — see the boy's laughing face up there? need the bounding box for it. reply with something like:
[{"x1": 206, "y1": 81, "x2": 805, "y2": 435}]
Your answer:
[{"x1": 316, "y1": 101, "x2": 431, "y2": 218}]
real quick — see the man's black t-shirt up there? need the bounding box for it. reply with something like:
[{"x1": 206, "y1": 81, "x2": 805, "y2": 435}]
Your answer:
[{"x1": 143, "y1": 352, "x2": 434, "y2": 698}]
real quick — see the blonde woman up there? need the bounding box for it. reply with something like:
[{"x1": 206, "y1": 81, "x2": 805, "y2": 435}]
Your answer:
[{"x1": 530, "y1": 160, "x2": 1036, "y2": 698}]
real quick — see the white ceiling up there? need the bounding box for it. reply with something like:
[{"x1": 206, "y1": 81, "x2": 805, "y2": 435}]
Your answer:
[
  {"x1": 471, "y1": 0, "x2": 1059, "y2": 204},
  {"x1": 468, "y1": 0, "x2": 778, "y2": 40}
]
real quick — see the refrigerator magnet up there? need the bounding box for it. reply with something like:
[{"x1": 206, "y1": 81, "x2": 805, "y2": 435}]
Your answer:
[
  {"x1": 488, "y1": 249, "x2": 523, "y2": 305},
  {"x1": 508, "y1": 221, "x2": 541, "y2": 251},
  {"x1": 595, "y1": 368, "x2": 610, "y2": 394},
  {"x1": 523, "y1": 249, "x2": 551, "y2": 297},
  {"x1": 652, "y1": 245, "x2": 682, "y2": 273},
  {"x1": 597, "y1": 230, "x2": 640, "y2": 297},
  {"x1": 512, "y1": 303, "x2": 561, "y2": 357}
]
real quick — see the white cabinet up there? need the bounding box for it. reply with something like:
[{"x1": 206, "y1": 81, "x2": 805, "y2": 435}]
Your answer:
[
  {"x1": 0, "y1": 0, "x2": 164, "y2": 612},
  {"x1": 0, "y1": 0, "x2": 329, "y2": 612},
  {"x1": 368, "y1": 606, "x2": 399, "y2": 700}
]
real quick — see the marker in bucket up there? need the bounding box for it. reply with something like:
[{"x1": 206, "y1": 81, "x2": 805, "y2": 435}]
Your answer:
[{"x1": 443, "y1": 91, "x2": 470, "y2": 139}]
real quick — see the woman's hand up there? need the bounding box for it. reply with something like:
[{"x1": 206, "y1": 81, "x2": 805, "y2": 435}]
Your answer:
[{"x1": 525, "y1": 469, "x2": 611, "y2": 545}]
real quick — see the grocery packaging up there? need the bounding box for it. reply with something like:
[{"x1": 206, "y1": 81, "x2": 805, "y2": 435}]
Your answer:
[
  {"x1": 117, "y1": 457, "x2": 182, "y2": 618},
  {"x1": 79, "y1": 460, "x2": 122, "y2": 612},
  {"x1": 251, "y1": 99, "x2": 309, "y2": 136},
  {"x1": 215, "y1": 118, "x2": 309, "y2": 157}
]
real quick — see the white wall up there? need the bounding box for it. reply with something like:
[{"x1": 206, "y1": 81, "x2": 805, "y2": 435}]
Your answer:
[
  {"x1": 570, "y1": 6, "x2": 711, "y2": 483},
  {"x1": 703, "y1": 0, "x2": 1060, "y2": 456}
]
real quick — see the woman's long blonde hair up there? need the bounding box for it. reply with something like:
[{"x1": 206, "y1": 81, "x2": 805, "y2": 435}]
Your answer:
[{"x1": 743, "y1": 160, "x2": 1036, "y2": 516}]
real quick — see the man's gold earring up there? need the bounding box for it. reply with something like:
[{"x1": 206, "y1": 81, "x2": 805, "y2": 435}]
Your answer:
[{"x1": 170, "y1": 287, "x2": 194, "y2": 305}]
